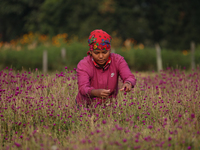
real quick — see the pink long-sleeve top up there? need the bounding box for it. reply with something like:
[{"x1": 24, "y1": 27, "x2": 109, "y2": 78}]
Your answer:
[{"x1": 76, "y1": 53, "x2": 136, "y2": 105}]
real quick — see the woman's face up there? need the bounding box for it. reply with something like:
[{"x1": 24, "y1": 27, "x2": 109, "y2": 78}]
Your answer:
[{"x1": 91, "y1": 50, "x2": 110, "y2": 66}]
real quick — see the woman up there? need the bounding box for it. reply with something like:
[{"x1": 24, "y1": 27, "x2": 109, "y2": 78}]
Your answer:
[{"x1": 76, "y1": 29, "x2": 136, "y2": 107}]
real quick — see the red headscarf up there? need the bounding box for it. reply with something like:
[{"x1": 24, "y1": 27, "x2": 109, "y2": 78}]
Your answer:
[{"x1": 87, "y1": 29, "x2": 112, "y2": 55}]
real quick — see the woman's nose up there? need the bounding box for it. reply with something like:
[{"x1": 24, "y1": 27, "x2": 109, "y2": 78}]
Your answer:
[{"x1": 99, "y1": 53, "x2": 103, "y2": 58}]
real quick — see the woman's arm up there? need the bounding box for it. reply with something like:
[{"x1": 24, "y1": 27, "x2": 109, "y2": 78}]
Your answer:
[
  {"x1": 76, "y1": 61, "x2": 95, "y2": 97},
  {"x1": 117, "y1": 56, "x2": 136, "y2": 89}
]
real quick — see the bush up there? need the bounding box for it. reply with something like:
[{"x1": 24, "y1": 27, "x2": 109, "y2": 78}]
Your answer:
[
  {"x1": 0, "y1": 42, "x2": 88, "y2": 71},
  {"x1": 0, "y1": 43, "x2": 200, "y2": 71},
  {"x1": 116, "y1": 47, "x2": 200, "y2": 71},
  {"x1": 161, "y1": 49, "x2": 191, "y2": 70}
]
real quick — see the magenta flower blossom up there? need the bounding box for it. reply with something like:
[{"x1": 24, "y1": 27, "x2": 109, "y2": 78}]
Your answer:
[
  {"x1": 148, "y1": 125, "x2": 153, "y2": 129},
  {"x1": 102, "y1": 120, "x2": 106, "y2": 124},
  {"x1": 14, "y1": 142, "x2": 21, "y2": 147},
  {"x1": 191, "y1": 114, "x2": 195, "y2": 119},
  {"x1": 135, "y1": 139, "x2": 139, "y2": 143}
]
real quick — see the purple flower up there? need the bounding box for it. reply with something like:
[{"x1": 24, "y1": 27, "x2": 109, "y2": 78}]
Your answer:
[
  {"x1": 96, "y1": 129, "x2": 101, "y2": 133},
  {"x1": 174, "y1": 119, "x2": 178, "y2": 123},
  {"x1": 102, "y1": 120, "x2": 106, "y2": 124},
  {"x1": 168, "y1": 137, "x2": 172, "y2": 141},
  {"x1": 81, "y1": 139, "x2": 86, "y2": 144},
  {"x1": 65, "y1": 67, "x2": 68, "y2": 69},
  {"x1": 191, "y1": 114, "x2": 195, "y2": 119},
  {"x1": 14, "y1": 142, "x2": 21, "y2": 147}
]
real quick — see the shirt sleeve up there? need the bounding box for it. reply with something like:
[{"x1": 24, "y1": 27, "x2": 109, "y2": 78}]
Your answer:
[
  {"x1": 117, "y1": 56, "x2": 136, "y2": 87},
  {"x1": 76, "y1": 60, "x2": 95, "y2": 97}
]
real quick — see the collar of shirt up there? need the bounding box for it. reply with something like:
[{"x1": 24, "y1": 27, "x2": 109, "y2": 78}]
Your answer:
[{"x1": 92, "y1": 55, "x2": 111, "y2": 69}]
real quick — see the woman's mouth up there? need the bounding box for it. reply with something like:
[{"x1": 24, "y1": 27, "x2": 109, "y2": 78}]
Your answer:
[{"x1": 98, "y1": 60, "x2": 105, "y2": 63}]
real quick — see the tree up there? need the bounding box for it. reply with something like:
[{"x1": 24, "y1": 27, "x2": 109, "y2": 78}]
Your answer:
[
  {"x1": 0, "y1": 0, "x2": 44, "y2": 42},
  {"x1": 111, "y1": 0, "x2": 149, "y2": 42},
  {"x1": 163, "y1": 0, "x2": 200, "y2": 49}
]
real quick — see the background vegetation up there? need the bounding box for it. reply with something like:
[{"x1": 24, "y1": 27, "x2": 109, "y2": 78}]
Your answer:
[
  {"x1": 0, "y1": 33, "x2": 200, "y2": 71},
  {"x1": 1, "y1": 0, "x2": 200, "y2": 49},
  {"x1": 0, "y1": 0, "x2": 200, "y2": 71},
  {"x1": 0, "y1": 31, "x2": 200, "y2": 71}
]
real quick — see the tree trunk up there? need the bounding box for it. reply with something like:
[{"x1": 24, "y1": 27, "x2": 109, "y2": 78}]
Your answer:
[
  {"x1": 190, "y1": 41, "x2": 195, "y2": 70},
  {"x1": 43, "y1": 50, "x2": 48, "y2": 74},
  {"x1": 155, "y1": 43, "x2": 163, "y2": 72},
  {"x1": 61, "y1": 47, "x2": 66, "y2": 59}
]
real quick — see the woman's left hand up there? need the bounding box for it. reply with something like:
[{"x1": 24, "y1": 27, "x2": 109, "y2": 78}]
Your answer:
[{"x1": 120, "y1": 82, "x2": 132, "y2": 92}]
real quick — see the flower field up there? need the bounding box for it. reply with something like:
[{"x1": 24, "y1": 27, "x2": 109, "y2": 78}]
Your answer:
[{"x1": 0, "y1": 67, "x2": 200, "y2": 150}]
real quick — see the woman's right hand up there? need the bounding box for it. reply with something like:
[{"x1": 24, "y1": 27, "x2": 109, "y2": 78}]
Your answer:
[{"x1": 91, "y1": 89, "x2": 111, "y2": 99}]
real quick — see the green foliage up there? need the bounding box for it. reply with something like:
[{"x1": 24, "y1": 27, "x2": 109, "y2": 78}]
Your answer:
[
  {"x1": 161, "y1": 49, "x2": 191, "y2": 69},
  {"x1": 0, "y1": 0, "x2": 44, "y2": 41},
  {"x1": 0, "y1": 42, "x2": 88, "y2": 71},
  {"x1": 1, "y1": 43, "x2": 200, "y2": 71},
  {"x1": 1, "y1": 0, "x2": 200, "y2": 50},
  {"x1": 116, "y1": 47, "x2": 200, "y2": 71}
]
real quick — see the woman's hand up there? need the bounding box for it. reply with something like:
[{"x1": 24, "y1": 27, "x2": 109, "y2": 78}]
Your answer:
[
  {"x1": 91, "y1": 89, "x2": 111, "y2": 99},
  {"x1": 120, "y1": 82, "x2": 132, "y2": 92}
]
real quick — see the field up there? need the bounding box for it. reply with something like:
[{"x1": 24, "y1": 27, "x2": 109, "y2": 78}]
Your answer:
[{"x1": 0, "y1": 67, "x2": 200, "y2": 150}]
